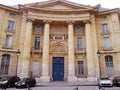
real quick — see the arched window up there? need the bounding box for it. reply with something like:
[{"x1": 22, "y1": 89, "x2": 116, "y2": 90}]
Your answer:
[
  {"x1": 105, "y1": 55, "x2": 114, "y2": 76},
  {"x1": 0, "y1": 54, "x2": 10, "y2": 75},
  {"x1": 35, "y1": 25, "x2": 41, "y2": 33}
]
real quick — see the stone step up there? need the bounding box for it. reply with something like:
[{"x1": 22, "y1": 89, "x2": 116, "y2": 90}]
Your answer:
[{"x1": 36, "y1": 81, "x2": 97, "y2": 87}]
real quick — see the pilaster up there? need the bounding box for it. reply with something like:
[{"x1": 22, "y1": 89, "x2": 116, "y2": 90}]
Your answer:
[
  {"x1": 91, "y1": 15, "x2": 100, "y2": 79},
  {"x1": 85, "y1": 20, "x2": 96, "y2": 79},
  {"x1": 20, "y1": 18, "x2": 33, "y2": 77}
]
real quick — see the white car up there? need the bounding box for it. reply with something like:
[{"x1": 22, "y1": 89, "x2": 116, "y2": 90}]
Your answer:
[{"x1": 98, "y1": 77, "x2": 113, "y2": 87}]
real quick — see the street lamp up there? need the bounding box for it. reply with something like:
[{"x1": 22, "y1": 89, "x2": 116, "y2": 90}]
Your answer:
[
  {"x1": 97, "y1": 50, "x2": 101, "y2": 78},
  {"x1": 16, "y1": 49, "x2": 21, "y2": 76}
]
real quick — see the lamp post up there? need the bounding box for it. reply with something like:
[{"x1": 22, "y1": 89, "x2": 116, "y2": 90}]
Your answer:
[
  {"x1": 16, "y1": 49, "x2": 21, "y2": 76},
  {"x1": 97, "y1": 50, "x2": 101, "y2": 78}
]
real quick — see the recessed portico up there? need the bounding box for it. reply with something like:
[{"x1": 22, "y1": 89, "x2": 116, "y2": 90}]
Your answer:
[{"x1": 18, "y1": 0, "x2": 99, "y2": 82}]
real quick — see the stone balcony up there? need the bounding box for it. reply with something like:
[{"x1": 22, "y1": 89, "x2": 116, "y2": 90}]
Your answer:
[{"x1": 75, "y1": 48, "x2": 86, "y2": 54}]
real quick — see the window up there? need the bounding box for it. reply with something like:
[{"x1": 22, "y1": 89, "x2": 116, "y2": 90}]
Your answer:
[
  {"x1": 9, "y1": 13, "x2": 16, "y2": 18},
  {"x1": 5, "y1": 35, "x2": 13, "y2": 48},
  {"x1": 103, "y1": 37, "x2": 110, "y2": 50},
  {"x1": 0, "y1": 54, "x2": 10, "y2": 75},
  {"x1": 78, "y1": 61, "x2": 84, "y2": 76},
  {"x1": 77, "y1": 37, "x2": 82, "y2": 49},
  {"x1": 102, "y1": 24, "x2": 109, "y2": 34},
  {"x1": 7, "y1": 20, "x2": 15, "y2": 31},
  {"x1": 34, "y1": 37, "x2": 40, "y2": 49},
  {"x1": 35, "y1": 25, "x2": 41, "y2": 33},
  {"x1": 105, "y1": 56, "x2": 114, "y2": 75},
  {"x1": 76, "y1": 26, "x2": 83, "y2": 34}
]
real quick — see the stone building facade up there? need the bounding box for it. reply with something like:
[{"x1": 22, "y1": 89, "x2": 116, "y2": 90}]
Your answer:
[{"x1": 0, "y1": 0, "x2": 120, "y2": 82}]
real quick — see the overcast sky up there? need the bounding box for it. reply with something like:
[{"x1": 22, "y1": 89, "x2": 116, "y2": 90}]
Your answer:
[{"x1": 0, "y1": 0, "x2": 120, "y2": 9}]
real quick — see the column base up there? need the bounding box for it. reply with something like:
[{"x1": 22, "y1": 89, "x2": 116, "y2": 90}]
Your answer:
[
  {"x1": 67, "y1": 75, "x2": 77, "y2": 82},
  {"x1": 40, "y1": 75, "x2": 50, "y2": 82}
]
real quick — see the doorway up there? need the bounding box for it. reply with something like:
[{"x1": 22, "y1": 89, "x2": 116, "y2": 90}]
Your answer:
[{"x1": 52, "y1": 57, "x2": 64, "y2": 81}]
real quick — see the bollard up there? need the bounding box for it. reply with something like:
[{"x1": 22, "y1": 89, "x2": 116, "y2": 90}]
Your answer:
[
  {"x1": 73, "y1": 87, "x2": 78, "y2": 90},
  {"x1": 2, "y1": 84, "x2": 6, "y2": 90},
  {"x1": 27, "y1": 84, "x2": 32, "y2": 90}
]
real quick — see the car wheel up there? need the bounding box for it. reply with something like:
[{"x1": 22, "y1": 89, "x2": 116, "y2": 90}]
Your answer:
[
  {"x1": 33, "y1": 83, "x2": 35, "y2": 87},
  {"x1": 27, "y1": 84, "x2": 29, "y2": 88},
  {"x1": 7, "y1": 84, "x2": 11, "y2": 88},
  {"x1": 98, "y1": 86, "x2": 101, "y2": 89}
]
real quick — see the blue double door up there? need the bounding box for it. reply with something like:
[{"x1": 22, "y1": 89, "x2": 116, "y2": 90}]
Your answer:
[{"x1": 52, "y1": 57, "x2": 64, "y2": 81}]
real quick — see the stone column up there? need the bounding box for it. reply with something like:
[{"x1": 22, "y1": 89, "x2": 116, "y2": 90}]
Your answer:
[
  {"x1": 85, "y1": 20, "x2": 95, "y2": 80},
  {"x1": 20, "y1": 19, "x2": 33, "y2": 77},
  {"x1": 40, "y1": 21, "x2": 50, "y2": 82},
  {"x1": 67, "y1": 21, "x2": 77, "y2": 82}
]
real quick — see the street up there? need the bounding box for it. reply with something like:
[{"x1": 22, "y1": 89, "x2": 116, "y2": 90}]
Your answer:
[{"x1": 3, "y1": 86, "x2": 120, "y2": 90}]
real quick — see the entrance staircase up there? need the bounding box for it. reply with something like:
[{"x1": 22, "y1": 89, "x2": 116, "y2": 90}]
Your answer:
[{"x1": 37, "y1": 81, "x2": 97, "y2": 87}]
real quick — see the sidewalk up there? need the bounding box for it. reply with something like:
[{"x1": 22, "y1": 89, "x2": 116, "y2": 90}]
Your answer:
[{"x1": 36, "y1": 81, "x2": 97, "y2": 87}]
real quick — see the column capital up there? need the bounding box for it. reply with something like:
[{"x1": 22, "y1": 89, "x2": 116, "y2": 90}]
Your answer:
[
  {"x1": 26, "y1": 18, "x2": 34, "y2": 22},
  {"x1": 67, "y1": 21, "x2": 75, "y2": 25},
  {"x1": 43, "y1": 20, "x2": 52, "y2": 24},
  {"x1": 84, "y1": 20, "x2": 91, "y2": 24}
]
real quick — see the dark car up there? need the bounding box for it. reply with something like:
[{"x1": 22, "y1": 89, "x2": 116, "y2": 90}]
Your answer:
[
  {"x1": 15, "y1": 77, "x2": 36, "y2": 88},
  {"x1": 0, "y1": 75, "x2": 20, "y2": 88},
  {"x1": 113, "y1": 77, "x2": 120, "y2": 86}
]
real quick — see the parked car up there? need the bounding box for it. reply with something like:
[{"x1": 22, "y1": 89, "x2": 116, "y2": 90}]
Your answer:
[
  {"x1": 113, "y1": 77, "x2": 120, "y2": 86},
  {"x1": 15, "y1": 77, "x2": 36, "y2": 88},
  {"x1": 98, "y1": 77, "x2": 113, "y2": 87},
  {"x1": 0, "y1": 75, "x2": 20, "y2": 88}
]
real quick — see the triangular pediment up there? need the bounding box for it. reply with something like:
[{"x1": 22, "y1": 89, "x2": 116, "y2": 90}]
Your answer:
[{"x1": 24, "y1": 0, "x2": 93, "y2": 10}]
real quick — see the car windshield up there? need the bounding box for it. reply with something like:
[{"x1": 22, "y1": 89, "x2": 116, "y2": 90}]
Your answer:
[
  {"x1": 115, "y1": 77, "x2": 120, "y2": 80},
  {"x1": 101, "y1": 77, "x2": 109, "y2": 80},
  {"x1": 21, "y1": 78, "x2": 29, "y2": 81},
  {"x1": 0, "y1": 76, "x2": 11, "y2": 81}
]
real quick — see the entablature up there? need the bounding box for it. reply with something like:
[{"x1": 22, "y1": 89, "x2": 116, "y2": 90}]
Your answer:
[{"x1": 27, "y1": 12, "x2": 91, "y2": 21}]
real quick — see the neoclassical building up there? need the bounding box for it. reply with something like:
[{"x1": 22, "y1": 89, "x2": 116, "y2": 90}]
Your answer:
[{"x1": 0, "y1": 0, "x2": 120, "y2": 82}]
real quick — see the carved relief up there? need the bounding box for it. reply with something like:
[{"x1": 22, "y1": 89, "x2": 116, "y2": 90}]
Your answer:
[
  {"x1": 50, "y1": 44, "x2": 67, "y2": 53},
  {"x1": 50, "y1": 34, "x2": 68, "y2": 41},
  {"x1": 52, "y1": 45, "x2": 65, "y2": 52}
]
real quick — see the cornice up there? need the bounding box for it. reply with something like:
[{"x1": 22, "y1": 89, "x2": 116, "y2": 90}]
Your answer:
[
  {"x1": 97, "y1": 8, "x2": 120, "y2": 15},
  {"x1": 0, "y1": 4, "x2": 19, "y2": 13},
  {"x1": 24, "y1": 0, "x2": 93, "y2": 9}
]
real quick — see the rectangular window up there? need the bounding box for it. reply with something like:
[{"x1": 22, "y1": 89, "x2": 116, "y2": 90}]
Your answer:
[
  {"x1": 78, "y1": 61, "x2": 84, "y2": 76},
  {"x1": 9, "y1": 13, "x2": 16, "y2": 18},
  {"x1": 103, "y1": 37, "x2": 110, "y2": 50},
  {"x1": 7, "y1": 20, "x2": 15, "y2": 31},
  {"x1": 5, "y1": 35, "x2": 13, "y2": 48},
  {"x1": 34, "y1": 37, "x2": 40, "y2": 49},
  {"x1": 102, "y1": 24, "x2": 108, "y2": 34},
  {"x1": 77, "y1": 37, "x2": 82, "y2": 49}
]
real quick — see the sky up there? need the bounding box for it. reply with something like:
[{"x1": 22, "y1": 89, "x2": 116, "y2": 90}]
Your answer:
[{"x1": 0, "y1": 0, "x2": 120, "y2": 9}]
